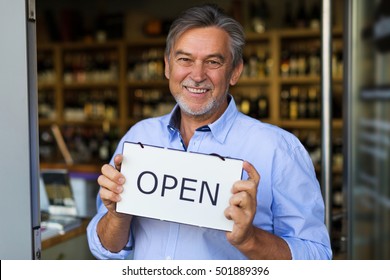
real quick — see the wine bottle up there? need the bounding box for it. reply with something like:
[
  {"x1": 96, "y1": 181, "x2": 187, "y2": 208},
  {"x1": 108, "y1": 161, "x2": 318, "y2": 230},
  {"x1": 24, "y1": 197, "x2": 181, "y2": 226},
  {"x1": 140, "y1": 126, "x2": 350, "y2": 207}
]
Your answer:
[
  {"x1": 280, "y1": 88, "x2": 290, "y2": 119},
  {"x1": 298, "y1": 87, "x2": 308, "y2": 119},
  {"x1": 257, "y1": 92, "x2": 268, "y2": 119},
  {"x1": 289, "y1": 86, "x2": 299, "y2": 120}
]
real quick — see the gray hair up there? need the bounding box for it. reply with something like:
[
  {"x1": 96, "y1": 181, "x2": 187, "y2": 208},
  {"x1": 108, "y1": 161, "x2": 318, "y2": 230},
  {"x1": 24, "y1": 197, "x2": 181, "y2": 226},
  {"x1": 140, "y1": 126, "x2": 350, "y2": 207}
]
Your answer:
[{"x1": 165, "y1": 4, "x2": 245, "y2": 68}]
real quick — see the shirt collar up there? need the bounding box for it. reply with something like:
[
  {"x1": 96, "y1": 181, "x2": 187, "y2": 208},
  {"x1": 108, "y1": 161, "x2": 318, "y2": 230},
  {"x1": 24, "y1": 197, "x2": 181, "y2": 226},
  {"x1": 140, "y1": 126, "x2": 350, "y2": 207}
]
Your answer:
[{"x1": 167, "y1": 94, "x2": 238, "y2": 144}]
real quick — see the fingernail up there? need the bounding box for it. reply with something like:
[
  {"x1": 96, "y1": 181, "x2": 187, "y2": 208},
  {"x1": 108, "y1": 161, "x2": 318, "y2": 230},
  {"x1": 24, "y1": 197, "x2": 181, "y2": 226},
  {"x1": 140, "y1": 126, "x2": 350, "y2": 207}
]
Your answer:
[{"x1": 118, "y1": 177, "x2": 125, "y2": 184}]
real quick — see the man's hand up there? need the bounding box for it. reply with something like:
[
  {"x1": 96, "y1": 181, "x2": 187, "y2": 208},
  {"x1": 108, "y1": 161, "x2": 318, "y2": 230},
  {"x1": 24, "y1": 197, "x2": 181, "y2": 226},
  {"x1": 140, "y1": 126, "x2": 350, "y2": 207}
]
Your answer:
[
  {"x1": 97, "y1": 154, "x2": 128, "y2": 218},
  {"x1": 224, "y1": 161, "x2": 291, "y2": 260},
  {"x1": 225, "y1": 161, "x2": 260, "y2": 247}
]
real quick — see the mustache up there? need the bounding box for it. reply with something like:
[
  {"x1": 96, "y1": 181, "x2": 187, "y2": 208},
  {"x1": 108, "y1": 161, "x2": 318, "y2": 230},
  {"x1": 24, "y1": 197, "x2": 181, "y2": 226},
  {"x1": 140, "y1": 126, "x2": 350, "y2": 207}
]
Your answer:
[{"x1": 182, "y1": 80, "x2": 213, "y2": 89}]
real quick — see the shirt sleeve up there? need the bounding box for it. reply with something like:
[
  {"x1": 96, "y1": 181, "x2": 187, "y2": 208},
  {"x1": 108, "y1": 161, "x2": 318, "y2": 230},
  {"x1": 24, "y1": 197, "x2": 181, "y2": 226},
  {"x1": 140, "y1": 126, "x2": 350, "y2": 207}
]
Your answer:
[{"x1": 271, "y1": 144, "x2": 332, "y2": 260}]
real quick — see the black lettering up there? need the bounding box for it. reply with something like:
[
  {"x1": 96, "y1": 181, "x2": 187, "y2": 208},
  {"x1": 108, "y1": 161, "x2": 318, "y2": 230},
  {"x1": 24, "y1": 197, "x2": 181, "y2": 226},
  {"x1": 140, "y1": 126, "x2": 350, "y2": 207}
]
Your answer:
[
  {"x1": 179, "y1": 177, "x2": 197, "y2": 202},
  {"x1": 137, "y1": 171, "x2": 158, "y2": 194},
  {"x1": 199, "y1": 181, "x2": 219, "y2": 206},
  {"x1": 161, "y1": 174, "x2": 178, "y2": 196}
]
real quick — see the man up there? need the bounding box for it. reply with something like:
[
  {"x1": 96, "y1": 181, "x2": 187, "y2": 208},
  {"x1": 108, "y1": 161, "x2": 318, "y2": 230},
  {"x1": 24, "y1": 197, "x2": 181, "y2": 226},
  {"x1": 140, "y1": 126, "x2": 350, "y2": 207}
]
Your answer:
[{"x1": 87, "y1": 4, "x2": 332, "y2": 260}]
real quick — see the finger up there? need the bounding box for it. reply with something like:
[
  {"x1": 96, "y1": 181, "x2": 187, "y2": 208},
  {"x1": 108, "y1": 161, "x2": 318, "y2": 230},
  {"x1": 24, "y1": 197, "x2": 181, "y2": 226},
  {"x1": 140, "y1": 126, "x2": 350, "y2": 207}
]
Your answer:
[
  {"x1": 114, "y1": 154, "x2": 123, "y2": 171},
  {"x1": 97, "y1": 174, "x2": 123, "y2": 194},
  {"x1": 229, "y1": 191, "x2": 247, "y2": 208},
  {"x1": 101, "y1": 163, "x2": 125, "y2": 185},
  {"x1": 224, "y1": 205, "x2": 234, "y2": 221},
  {"x1": 99, "y1": 185, "x2": 122, "y2": 203},
  {"x1": 243, "y1": 161, "x2": 260, "y2": 185},
  {"x1": 224, "y1": 204, "x2": 252, "y2": 225},
  {"x1": 231, "y1": 161, "x2": 260, "y2": 196},
  {"x1": 231, "y1": 180, "x2": 255, "y2": 194}
]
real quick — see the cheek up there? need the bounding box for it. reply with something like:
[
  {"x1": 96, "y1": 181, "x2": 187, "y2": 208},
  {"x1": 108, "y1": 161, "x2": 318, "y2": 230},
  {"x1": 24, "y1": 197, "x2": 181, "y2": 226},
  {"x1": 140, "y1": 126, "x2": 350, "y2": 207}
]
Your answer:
[
  {"x1": 212, "y1": 72, "x2": 231, "y2": 88},
  {"x1": 168, "y1": 66, "x2": 188, "y2": 81}
]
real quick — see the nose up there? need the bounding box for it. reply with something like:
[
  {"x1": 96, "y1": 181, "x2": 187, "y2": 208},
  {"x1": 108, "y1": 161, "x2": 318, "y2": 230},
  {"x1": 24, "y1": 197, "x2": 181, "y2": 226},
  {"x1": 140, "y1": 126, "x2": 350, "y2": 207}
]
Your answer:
[{"x1": 190, "y1": 61, "x2": 207, "y2": 82}]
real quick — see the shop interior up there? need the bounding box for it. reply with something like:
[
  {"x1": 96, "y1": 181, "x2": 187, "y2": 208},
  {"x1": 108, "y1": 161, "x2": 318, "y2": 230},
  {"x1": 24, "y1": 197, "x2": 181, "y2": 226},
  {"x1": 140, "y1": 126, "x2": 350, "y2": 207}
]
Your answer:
[{"x1": 35, "y1": 0, "x2": 347, "y2": 259}]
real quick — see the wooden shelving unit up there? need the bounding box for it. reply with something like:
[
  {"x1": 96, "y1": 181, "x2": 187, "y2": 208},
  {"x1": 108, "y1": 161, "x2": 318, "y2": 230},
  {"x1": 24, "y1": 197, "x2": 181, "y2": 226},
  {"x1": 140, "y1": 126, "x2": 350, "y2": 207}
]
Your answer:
[{"x1": 37, "y1": 27, "x2": 343, "y2": 172}]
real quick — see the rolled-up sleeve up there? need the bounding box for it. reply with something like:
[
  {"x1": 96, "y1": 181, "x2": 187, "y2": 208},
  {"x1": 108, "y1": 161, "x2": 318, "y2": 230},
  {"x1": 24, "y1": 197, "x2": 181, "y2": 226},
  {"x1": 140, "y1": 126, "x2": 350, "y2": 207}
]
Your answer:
[{"x1": 283, "y1": 237, "x2": 332, "y2": 260}]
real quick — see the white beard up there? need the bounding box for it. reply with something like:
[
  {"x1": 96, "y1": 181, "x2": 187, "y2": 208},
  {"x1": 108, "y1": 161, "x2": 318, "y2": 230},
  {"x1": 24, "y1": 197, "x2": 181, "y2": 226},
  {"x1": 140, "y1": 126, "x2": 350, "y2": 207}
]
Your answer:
[{"x1": 174, "y1": 95, "x2": 218, "y2": 117}]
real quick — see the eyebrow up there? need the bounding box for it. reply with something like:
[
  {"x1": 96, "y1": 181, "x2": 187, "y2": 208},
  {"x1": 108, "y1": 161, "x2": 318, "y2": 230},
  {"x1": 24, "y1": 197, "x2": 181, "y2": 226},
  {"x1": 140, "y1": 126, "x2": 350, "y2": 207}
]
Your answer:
[{"x1": 174, "y1": 50, "x2": 226, "y2": 62}]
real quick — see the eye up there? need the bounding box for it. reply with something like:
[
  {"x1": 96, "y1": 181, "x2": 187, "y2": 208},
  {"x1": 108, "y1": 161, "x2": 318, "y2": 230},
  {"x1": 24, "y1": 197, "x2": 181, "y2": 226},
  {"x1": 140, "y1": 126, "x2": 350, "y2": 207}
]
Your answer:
[
  {"x1": 176, "y1": 57, "x2": 193, "y2": 67},
  {"x1": 205, "y1": 59, "x2": 223, "y2": 69}
]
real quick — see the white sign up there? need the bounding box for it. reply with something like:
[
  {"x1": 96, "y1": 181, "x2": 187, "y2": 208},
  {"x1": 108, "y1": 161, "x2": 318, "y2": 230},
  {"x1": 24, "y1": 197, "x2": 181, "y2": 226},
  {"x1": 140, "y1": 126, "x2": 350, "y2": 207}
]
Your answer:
[{"x1": 116, "y1": 142, "x2": 243, "y2": 231}]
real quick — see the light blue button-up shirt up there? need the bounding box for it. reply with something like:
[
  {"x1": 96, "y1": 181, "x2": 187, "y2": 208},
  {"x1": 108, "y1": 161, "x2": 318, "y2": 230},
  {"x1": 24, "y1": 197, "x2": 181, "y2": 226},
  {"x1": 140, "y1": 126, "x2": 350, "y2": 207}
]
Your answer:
[{"x1": 87, "y1": 95, "x2": 332, "y2": 260}]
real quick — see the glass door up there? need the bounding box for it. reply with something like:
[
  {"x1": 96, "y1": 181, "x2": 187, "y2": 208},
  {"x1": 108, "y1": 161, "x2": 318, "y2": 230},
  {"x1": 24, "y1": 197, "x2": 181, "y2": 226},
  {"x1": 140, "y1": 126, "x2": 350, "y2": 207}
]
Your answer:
[{"x1": 345, "y1": 0, "x2": 390, "y2": 259}]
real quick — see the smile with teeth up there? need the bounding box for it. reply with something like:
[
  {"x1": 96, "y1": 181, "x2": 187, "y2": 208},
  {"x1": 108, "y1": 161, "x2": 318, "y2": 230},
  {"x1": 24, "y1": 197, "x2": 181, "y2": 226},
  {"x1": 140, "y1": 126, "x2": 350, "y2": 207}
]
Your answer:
[{"x1": 186, "y1": 86, "x2": 208, "y2": 94}]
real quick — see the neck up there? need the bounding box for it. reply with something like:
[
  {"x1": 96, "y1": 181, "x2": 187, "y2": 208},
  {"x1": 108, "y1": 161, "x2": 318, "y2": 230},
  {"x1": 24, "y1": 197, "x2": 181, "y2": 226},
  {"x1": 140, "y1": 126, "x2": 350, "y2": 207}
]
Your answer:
[{"x1": 178, "y1": 95, "x2": 230, "y2": 147}]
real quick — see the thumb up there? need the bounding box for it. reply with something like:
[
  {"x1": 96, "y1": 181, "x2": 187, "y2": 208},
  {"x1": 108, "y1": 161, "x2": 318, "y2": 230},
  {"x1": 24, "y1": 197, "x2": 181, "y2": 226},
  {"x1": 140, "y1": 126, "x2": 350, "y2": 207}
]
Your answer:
[
  {"x1": 114, "y1": 154, "x2": 123, "y2": 171},
  {"x1": 243, "y1": 161, "x2": 260, "y2": 185}
]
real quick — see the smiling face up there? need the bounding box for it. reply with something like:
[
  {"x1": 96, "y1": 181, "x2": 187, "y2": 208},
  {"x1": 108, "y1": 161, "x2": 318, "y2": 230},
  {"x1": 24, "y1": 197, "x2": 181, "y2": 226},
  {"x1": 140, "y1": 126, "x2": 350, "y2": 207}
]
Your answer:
[{"x1": 164, "y1": 27, "x2": 243, "y2": 124}]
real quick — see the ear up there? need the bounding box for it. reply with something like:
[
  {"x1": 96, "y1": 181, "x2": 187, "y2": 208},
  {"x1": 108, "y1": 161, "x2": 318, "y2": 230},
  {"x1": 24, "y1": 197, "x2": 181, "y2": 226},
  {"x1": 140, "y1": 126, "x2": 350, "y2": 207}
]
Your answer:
[
  {"x1": 229, "y1": 60, "x2": 243, "y2": 86},
  {"x1": 164, "y1": 55, "x2": 170, "y2": 79}
]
